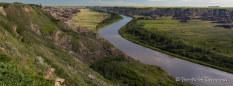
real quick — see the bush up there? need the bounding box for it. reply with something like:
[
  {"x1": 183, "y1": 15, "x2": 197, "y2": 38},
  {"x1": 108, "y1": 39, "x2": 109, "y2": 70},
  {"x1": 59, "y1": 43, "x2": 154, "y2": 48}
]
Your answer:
[
  {"x1": 95, "y1": 11, "x2": 123, "y2": 30},
  {"x1": 90, "y1": 56, "x2": 154, "y2": 86},
  {"x1": 0, "y1": 3, "x2": 10, "y2": 8},
  {"x1": 0, "y1": 53, "x2": 11, "y2": 62},
  {"x1": 0, "y1": 62, "x2": 54, "y2": 86},
  {"x1": 35, "y1": 56, "x2": 44, "y2": 64}
]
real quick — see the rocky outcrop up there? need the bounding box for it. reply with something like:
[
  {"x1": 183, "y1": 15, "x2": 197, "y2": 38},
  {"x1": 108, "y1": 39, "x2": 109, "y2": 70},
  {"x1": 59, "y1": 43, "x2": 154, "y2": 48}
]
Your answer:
[
  {"x1": 29, "y1": 23, "x2": 41, "y2": 35},
  {"x1": 0, "y1": 7, "x2": 6, "y2": 16},
  {"x1": 43, "y1": 6, "x2": 80, "y2": 21},
  {"x1": 44, "y1": 7, "x2": 131, "y2": 64},
  {"x1": 45, "y1": 68, "x2": 56, "y2": 79},
  {"x1": 64, "y1": 16, "x2": 131, "y2": 64},
  {"x1": 55, "y1": 78, "x2": 65, "y2": 86}
]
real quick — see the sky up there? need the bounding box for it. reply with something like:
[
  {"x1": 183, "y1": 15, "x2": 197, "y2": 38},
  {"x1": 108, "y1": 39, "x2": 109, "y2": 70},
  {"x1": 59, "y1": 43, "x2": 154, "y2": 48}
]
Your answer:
[{"x1": 0, "y1": 0, "x2": 232, "y2": 7}]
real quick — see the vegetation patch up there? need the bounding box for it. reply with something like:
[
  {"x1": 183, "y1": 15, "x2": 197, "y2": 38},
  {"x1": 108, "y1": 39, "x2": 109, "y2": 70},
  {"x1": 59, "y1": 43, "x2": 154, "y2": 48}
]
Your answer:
[
  {"x1": 94, "y1": 10, "x2": 123, "y2": 31},
  {"x1": 72, "y1": 9, "x2": 123, "y2": 32},
  {"x1": 90, "y1": 56, "x2": 192, "y2": 86},
  {"x1": 0, "y1": 2, "x2": 10, "y2": 8},
  {"x1": 0, "y1": 62, "x2": 54, "y2": 86},
  {"x1": 72, "y1": 9, "x2": 110, "y2": 31},
  {"x1": 0, "y1": 53, "x2": 11, "y2": 62}
]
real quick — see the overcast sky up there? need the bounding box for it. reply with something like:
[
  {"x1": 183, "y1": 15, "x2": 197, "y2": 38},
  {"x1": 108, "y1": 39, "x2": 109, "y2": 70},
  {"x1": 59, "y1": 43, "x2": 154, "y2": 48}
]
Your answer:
[{"x1": 0, "y1": 0, "x2": 232, "y2": 6}]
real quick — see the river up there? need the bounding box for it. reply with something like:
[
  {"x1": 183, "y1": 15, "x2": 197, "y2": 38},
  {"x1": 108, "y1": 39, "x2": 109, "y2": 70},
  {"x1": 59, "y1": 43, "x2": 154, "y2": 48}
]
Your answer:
[{"x1": 98, "y1": 15, "x2": 233, "y2": 86}]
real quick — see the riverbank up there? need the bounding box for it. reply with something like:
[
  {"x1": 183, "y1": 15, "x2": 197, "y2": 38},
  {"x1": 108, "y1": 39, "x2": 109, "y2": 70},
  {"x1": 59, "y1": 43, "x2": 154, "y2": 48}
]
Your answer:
[
  {"x1": 119, "y1": 19, "x2": 233, "y2": 74},
  {"x1": 119, "y1": 32, "x2": 233, "y2": 74},
  {"x1": 94, "y1": 10, "x2": 123, "y2": 32}
]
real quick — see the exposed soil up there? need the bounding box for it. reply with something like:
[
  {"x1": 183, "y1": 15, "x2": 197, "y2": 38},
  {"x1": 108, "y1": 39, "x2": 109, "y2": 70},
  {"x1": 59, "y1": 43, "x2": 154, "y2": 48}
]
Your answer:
[{"x1": 0, "y1": 7, "x2": 6, "y2": 16}]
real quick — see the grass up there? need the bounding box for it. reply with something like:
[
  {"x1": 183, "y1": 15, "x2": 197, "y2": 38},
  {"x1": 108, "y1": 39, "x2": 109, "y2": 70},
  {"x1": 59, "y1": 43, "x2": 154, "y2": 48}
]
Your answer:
[
  {"x1": 90, "y1": 56, "x2": 192, "y2": 86},
  {"x1": 72, "y1": 9, "x2": 110, "y2": 31},
  {"x1": 122, "y1": 61, "x2": 191, "y2": 86},
  {"x1": 133, "y1": 15, "x2": 145, "y2": 19},
  {"x1": 0, "y1": 62, "x2": 54, "y2": 86},
  {"x1": 138, "y1": 18, "x2": 233, "y2": 57}
]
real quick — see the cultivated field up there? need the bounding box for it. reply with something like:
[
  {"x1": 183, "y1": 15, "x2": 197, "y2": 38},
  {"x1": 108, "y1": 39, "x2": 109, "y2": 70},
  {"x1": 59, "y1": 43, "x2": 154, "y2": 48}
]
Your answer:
[{"x1": 72, "y1": 9, "x2": 109, "y2": 31}]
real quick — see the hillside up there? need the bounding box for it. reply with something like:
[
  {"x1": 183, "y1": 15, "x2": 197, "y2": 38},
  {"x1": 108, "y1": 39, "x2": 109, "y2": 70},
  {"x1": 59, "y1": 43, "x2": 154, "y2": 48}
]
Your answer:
[{"x1": 0, "y1": 2, "x2": 191, "y2": 86}]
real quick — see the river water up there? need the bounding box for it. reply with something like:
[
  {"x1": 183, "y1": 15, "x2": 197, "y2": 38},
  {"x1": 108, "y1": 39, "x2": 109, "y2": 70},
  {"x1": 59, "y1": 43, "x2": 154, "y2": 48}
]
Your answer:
[{"x1": 98, "y1": 15, "x2": 233, "y2": 86}]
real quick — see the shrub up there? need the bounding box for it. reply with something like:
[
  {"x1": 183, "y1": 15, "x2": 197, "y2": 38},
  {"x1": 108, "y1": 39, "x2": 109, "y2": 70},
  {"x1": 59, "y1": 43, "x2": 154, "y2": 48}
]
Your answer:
[
  {"x1": 35, "y1": 56, "x2": 44, "y2": 64},
  {"x1": 0, "y1": 62, "x2": 54, "y2": 86},
  {"x1": 90, "y1": 56, "x2": 154, "y2": 86},
  {"x1": 0, "y1": 53, "x2": 11, "y2": 62}
]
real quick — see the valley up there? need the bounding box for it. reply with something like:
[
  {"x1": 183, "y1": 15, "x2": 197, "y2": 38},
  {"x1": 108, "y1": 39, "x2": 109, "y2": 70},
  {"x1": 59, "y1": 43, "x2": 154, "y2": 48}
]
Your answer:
[
  {"x1": 1, "y1": 1, "x2": 233, "y2": 86},
  {"x1": 0, "y1": 2, "x2": 192, "y2": 86},
  {"x1": 91, "y1": 6, "x2": 233, "y2": 74},
  {"x1": 99, "y1": 14, "x2": 233, "y2": 86}
]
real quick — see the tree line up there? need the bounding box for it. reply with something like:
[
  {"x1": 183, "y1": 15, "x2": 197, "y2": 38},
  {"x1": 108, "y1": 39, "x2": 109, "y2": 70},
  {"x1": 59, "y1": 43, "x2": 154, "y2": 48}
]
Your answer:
[
  {"x1": 92, "y1": 9, "x2": 123, "y2": 31},
  {"x1": 90, "y1": 56, "x2": 154, "y2": 86}
]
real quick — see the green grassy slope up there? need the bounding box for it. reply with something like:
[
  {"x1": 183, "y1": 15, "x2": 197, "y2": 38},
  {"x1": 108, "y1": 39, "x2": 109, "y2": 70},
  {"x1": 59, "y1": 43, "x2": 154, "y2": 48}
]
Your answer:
[
  {"x1": 90, "y1": 56, "x2": 192, "y2": 86},
  {"x1": 0, "y1": 3, "x2": 113, "y2": 86}
]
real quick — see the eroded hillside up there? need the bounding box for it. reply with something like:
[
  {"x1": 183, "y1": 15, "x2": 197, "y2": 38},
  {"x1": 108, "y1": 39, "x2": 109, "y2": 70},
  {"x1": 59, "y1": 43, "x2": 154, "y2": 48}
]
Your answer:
[
  {"x1": 0, "y1": 2, "x2": 128, "y2": 86},
  {"x1": 89, "y1": 7, "x2": 233, "y2": 23}
]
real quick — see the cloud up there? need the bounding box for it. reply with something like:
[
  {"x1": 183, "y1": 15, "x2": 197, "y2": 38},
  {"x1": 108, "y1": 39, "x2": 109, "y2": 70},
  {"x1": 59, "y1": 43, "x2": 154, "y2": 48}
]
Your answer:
[
  {"x1": 147, "y1": 0, "x2": 167, "y2": 2},
  {"x1": 87, "y1": 0, "x2": 139, "y2": 6}
]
